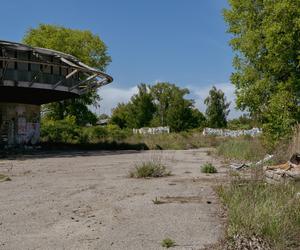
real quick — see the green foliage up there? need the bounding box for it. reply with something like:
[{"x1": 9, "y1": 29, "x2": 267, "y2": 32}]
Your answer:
[
  {"x1": 41, "y1": 116, "x2": 132, "y2": 144},
  {"x1": 217, "y1": 137, "x2": 266, "y2": 161},
  {"x1": 224, "y1": 0, "x2": 300, "y2": 143},
  {"x1": 227, "y1": 114, "x2": 256, "y2": 130},
  {"x1": 111, "y1": 82, "x2": 206, "y2": 132},
  {"x1": 204, "y1": 86, "x2": 230, "y2": 128},
  {"x1": 262, "y1": 90, "x2": 297, "y2": 148},
  {"x1": 40, "y1": 115, "x2": 80, "y2": 143},
  {"x1": 217, "y1": 181, "x2": 300, "y2": 249},
  {"x1": 201, "y1": 163, "x2": 217, "y2": 173},
  {"x1": 127, "y1": 84, "x2": 156, "y2": 128},
  {"x1": 23, "y1": 24, "x2": 111, "y2": 125},
  {"x1": 161, "y1": 238, "x2": 176, "y2": 248}
]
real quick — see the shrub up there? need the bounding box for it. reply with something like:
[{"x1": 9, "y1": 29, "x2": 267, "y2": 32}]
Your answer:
[
  {"x1": 201, "y1": 163, "x2": 217, "y2": 173},
  {"x1": 161, "y1": 238, "x2": 176, "y2": 248},
  {"x1": 40, "y1": 116, "x2": 80, "y2": 143},
  {"x1": 129, "y1": 157, "x2": 171, "y2": 178}
]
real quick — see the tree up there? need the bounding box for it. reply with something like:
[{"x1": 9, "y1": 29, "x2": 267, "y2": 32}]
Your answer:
[
  {"x1": 110, "y1": 103, "x2": 131, "y2": 129},
  {"x1": 204, "y1": 86, "x2": 230, "y2": 128},
  {"x1": 127, "y1": 84, "x2": 156, "y2": 128},
  {"x1": 224, "y1": 0, "x2": 300, "y2": 142},
  {"x1": 23, "y1": 24, "x2": 111, "y2": 125}
]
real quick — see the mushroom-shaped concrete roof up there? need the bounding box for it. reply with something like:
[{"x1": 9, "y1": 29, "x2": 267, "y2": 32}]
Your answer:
[{"x1": 0, "y1": 40, "x2": 113, "y2": 104}]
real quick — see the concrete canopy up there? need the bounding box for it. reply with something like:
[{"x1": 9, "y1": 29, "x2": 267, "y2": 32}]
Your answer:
[{"x1": 0, "y1": 40, "x2": 113, "y2": 105}]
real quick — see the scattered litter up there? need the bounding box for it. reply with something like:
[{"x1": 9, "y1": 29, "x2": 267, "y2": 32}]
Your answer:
[{"x1": 230, "y1": 163, "x2": 251, "y2": 170}]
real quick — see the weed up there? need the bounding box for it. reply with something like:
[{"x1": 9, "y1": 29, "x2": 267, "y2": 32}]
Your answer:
[
  {"x1": 161, "y1": 238, "x2": 176, "y2": 248},
  {"x1": 152, "y1": 197, "x2": 164, "y2": 204},
  {"x1": 130, "y1": 154, "x2": 171, "y2": 178},
  {"x1": 0, "y1": 174, "x2": 11, "y2": 182},
  {"x1": 201, "y1": 163, "x2": 217, "y2": 173}
]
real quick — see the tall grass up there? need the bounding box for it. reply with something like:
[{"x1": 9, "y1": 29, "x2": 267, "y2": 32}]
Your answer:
[
  {"x1": 217, "y1": 181, "x2": 300, "y2": 249},
  {"x1": 216, "y1": 137, "x2": 267, "y2": 161}
]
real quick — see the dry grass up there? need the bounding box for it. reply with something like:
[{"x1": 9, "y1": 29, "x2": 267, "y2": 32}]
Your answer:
[
  {"x1": 129, "y1": 154, "x2": 171, "y2": 178},
  {"x1": 216, "y1": 137, "x2": 267, "y2": 162},
  {"x1": 217, "y1": 179, "x2": 300, "y2": 249}
]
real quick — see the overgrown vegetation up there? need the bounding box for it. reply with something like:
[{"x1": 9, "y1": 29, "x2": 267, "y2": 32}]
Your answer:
[
  {"x1": 217, "y1": 137, "x2": 267, "y2": 162},
  {"x1": 201, "y1": 163, "x2": 217, "y2": 173},
  {"x1": 40, "y1": 116, "x2": 225, "y2": 150},
  {"x1": 161, "y1": 238, "x2": 176, "y2": 248},
  {"x1": 217, "y1": 181, "x2": 300, "y2": 249},
  {"x1": 129, "y1": 157, "x2": 171, "y2": 178},
  {"x1": 224, "y1": 0, "x2": 300, "y2": 147}
]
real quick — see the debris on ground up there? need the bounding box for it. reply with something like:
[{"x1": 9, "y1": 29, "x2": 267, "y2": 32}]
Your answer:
[
  {"x1": 225, "y1": 234, "x2": 271, "y2": 250},
  {"x1": 230, "y1": 154, "x2": 273, "y2": 170},
  {"x1": 230, "y1": 163, "x2": 250, "y2": 170},
  {"x1": 264, "y1": 153, "x2": 300, "y2": 183}
]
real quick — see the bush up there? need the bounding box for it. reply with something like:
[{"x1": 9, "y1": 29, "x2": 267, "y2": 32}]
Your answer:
[
  {"x1": 217, "y1": 181, "x2": 300, "y2": 249},
  {"x1": 41, "y1": 116, "x2": 80, "y2": 143},
  {"x1": 201, "y1": 163, "x2": 217, "y2": 173},
  {"x1": 161, "y1": 238, "x2": 176, "y2": 248},
  {"x1": 129, "y1": 158, "x2": 171, "y2": 178}
]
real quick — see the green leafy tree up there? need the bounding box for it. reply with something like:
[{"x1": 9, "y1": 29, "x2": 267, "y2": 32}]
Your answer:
[
  {"x1": 127, "y1": 84, "x2": 156, "y2": 128},
  {"x1": 151, "y1": 82, "x2": 204, "y2": 131},
  {"x1": 204, "y1": 86, "x2": 230, "y2": 128},
  {"x1": 111, "y1": 82, "x2": 205, "y2": 132},
  {"x1": 224, "y1": 0, "x2": 300, "y2": 143},
  {"x1": 110, "y1": 103, "x2": 131, "y2": 129},
  {"x1": 23, "y1": 24, "x2": 111, "y2": 125}
]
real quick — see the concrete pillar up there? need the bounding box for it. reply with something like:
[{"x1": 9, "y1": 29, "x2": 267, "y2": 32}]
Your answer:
[{"x1": 0, "y1": 103, "x2": 40, "y2": 146}]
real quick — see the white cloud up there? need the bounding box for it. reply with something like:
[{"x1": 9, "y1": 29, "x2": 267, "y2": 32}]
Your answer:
[
  {"x1": 95, "y1": 82, "x2": 244, "y2": 119},
  {"x1": 96, "y1": 85, "x2": 138, "y2": 114}
]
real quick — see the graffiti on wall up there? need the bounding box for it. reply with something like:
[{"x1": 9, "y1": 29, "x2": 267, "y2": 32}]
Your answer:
[{"x1": 0, "y1": 103, "x2": 40, "y2": 145}]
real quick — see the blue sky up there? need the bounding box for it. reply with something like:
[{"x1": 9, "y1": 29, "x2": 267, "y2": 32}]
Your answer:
[{"x1": 0, "y1": 0, "x2": 242, "y2": 117}]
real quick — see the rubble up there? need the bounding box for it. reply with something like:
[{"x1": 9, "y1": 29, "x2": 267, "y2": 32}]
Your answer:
[{"x1": 264, "y1": 153, "x2": 300, "y2": 184}]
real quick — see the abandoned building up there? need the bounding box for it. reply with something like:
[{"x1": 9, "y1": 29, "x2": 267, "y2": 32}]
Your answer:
[{"x1": 0, "y1": 40, "x2": 113, "y2": 146}]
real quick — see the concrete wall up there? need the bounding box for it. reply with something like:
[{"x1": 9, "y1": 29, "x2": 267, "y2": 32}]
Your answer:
[{"x1": 0, "y1": 103, "x2": 40, "y2": 146}]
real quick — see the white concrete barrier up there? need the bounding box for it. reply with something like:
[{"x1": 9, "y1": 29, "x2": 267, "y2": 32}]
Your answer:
[
  {"x1": 133, "y1": 126, "x2": 170, "y2": 135},
  {"x1": 202, "y1": 127, "x2": 262, "y2": 137}
]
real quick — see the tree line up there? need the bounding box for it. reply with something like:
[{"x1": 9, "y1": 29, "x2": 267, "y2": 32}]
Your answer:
[{"x1": 110, "y1": 83, "x2": 230, "y2": 132}]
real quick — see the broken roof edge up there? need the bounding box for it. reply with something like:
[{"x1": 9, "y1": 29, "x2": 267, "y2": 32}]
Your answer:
[{"x1": 0, "y1": 40, "x2": 113, "y2": 84}]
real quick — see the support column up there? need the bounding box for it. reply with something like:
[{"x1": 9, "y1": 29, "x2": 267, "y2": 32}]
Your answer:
[{"x1": 0, "y1": 103, "x2": 40, "y2": 146}]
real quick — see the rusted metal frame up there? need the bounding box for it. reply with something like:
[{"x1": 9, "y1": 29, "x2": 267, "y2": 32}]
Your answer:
[
  {"x1": 78, "y1": 78, "x2": 108, "y2": 95},
  {"x1": 0, "y1": 47, "x2": 8, "y2": 84},
  {"x1": 69, "y1": 73, "x2": 98, "y2": 91},
  {"x1": 52, "y1": 69, "x2": 78, "y2": 89},
  {"x1": 0, "y1": 57, "x2": 95, "y2": 75}
]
